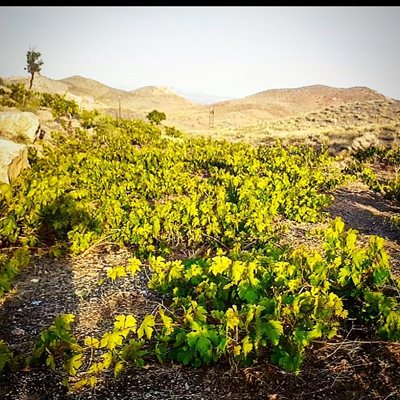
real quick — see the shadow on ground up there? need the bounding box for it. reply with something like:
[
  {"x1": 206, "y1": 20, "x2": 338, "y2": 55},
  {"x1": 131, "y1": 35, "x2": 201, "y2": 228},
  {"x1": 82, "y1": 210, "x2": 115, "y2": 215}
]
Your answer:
[
  {"x1": 0, "y1": 339, "x2": 399, "y2": 400},
  {"x1": 328, "y1": 184, "x2": 400, "y2": 242}
]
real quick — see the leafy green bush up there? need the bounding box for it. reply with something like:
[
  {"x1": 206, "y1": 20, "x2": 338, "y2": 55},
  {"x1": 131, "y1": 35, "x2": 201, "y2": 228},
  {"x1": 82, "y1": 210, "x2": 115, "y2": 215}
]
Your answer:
[
  {"x1": 24, "y1": 218, "x2": 400, "y2": 390},
  {"x1": 0, "y1": 83, "x2": 41, "y2": 111},
  {"x1": 146, "y1": 109, "x2": 166, "y2": 125},
  {"x1": 0, "y1": 340, "x2": 12, "y2": 375},
  {"x1": 0, "y1": 248, "x2": 30, "y2": 297},
  {"x1": 79, "y1": 109, "x2": 101, "y2": 129},
  {"x1": 0, "y1": 83, "x2": 81, "y2": 119},
  {"x1": 354, "y1": 145, "x2": 400, "y2": 165},
  {"x1": 351, "y1": 145, "x2": 400, "y2": 202},
  {"x1": 164, "y1": 125, "x2": 184, "y2": 138},
  {"x1": 40, "y1": 92, "x2": 80, "y2": 119},
  {"x1": 0, "y1": 118, "x2": 341, "y2": 255}
]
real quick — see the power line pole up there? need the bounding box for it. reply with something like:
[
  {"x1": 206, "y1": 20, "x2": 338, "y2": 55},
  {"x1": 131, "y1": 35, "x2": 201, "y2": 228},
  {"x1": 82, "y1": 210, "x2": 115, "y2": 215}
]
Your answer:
[{"x1": 209, "y1": 107, "x2": 214, "y2": 129}]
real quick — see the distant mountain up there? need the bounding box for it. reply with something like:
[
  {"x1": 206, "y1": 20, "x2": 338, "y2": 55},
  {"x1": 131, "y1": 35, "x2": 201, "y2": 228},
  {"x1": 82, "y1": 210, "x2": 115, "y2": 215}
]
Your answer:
[
  {"x1": 246, "y1": 84, "x2": 386, "y2": 108},
  {"x1": 3, "y1": 74, "x2": 200, "y2": 114},
  {"x1": 211, "y1": 84, "x2": 389, "y2": 123},
  {"x1": 125, "y1": 86, "x2": 199, "y2": 112},
  {"x1": 61, "y1": 75, "x2": 126, "y2": 101},
  {"x1": 173, "y1": 88, "x2": 235, "y2": 105}
]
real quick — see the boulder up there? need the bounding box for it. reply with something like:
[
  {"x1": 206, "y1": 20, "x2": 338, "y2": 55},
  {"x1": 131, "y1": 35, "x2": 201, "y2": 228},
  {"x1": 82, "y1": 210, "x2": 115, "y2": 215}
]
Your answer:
[
  {"x1": 350, "y1": 131, "x2": 379, "y2": 152},
  {"x1": 0, "y1": 138, "x2": 29, "y2": 183},
  {"x1": 0, "y1": 111, "x2": 40, "y2": 143}
]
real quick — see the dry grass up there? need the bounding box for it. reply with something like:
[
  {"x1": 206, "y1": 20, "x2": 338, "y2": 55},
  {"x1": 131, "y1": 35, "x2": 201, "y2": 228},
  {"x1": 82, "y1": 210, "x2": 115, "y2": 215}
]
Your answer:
[{"x1": 223, "y1": 99, "x2": 400, "y2": 149}]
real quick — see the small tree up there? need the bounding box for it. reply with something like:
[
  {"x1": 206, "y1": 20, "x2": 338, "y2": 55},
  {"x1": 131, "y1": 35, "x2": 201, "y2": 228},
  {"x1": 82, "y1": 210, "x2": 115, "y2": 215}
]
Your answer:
[
  {"x1": 24, "y1": 48, "x2": 44, "y2": 90},
  {"x1": 146, "y1": 109, "x2": 166, "y2": 125}
]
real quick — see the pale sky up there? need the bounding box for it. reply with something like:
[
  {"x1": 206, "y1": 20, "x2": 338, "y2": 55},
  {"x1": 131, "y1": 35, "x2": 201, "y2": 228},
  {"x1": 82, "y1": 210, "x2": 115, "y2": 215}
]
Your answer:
[{"x1": 1, "y1": 6, "x2": 400, "y2": 100}]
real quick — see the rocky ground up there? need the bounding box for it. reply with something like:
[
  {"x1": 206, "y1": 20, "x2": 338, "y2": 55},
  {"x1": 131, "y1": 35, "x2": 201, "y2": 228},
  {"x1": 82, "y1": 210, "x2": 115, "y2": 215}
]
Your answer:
[{"x1": 0, "y1": 178, "x2": 399, "y2": 400}]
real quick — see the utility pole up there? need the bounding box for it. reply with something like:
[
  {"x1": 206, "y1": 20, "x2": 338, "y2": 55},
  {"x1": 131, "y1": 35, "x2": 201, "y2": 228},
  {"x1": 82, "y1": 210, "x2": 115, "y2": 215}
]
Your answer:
[{"x1": 209, "y1": 107, "x2": 215, "y2": 129}]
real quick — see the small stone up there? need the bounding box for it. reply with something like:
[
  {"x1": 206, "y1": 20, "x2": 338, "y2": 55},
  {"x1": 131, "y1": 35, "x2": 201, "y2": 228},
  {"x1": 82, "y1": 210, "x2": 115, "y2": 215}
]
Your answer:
[
  {"x1": 11, "y1": 327, "x2": 26, "y2": 336},
  {"x1": 31, "y1": 300, "x2": 43, "y2": 306},
  {"x1": 30, "y1": 278, "x2": 40, "y2": 283},
  {"x1": 184, "y1": 382, "x2": 190, "y2": 391}
]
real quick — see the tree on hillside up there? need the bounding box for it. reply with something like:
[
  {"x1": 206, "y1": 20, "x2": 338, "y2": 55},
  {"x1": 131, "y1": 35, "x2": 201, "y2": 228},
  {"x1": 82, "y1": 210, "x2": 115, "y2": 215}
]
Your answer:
[
  {"x1": 146, "y1": 109, "x2": 166, "y2": 125},
  {"x1": 24, "y1": 48, "x2": 44, "y2": 90}
]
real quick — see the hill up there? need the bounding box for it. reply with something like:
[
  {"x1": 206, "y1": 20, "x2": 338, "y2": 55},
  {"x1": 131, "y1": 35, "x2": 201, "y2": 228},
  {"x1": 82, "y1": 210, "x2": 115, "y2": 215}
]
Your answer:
[
  {"x1": 246, "y1": 84, "x2": 385, "y2": 109},
  {"x1": 209, "y1": 85, "x2": 389, "y2": 131},
  {"x1": 2, "y1": 75, "x2": 399, "y2": 140},
  {"x1": 3, "y1": 75, "x2": 203, "y2": 122}
]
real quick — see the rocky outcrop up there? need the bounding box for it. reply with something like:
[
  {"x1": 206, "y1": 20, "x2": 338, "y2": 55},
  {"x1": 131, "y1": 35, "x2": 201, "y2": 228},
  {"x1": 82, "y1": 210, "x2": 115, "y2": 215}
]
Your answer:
[
  {"x1": 0, "y1": 111, "x2": 40, "y2": 143},
  {"x1": 0, "y1": 138, "x2": 29, "y2": 183},
  {"x1": 0, "y1": 111, "x2": 41, "y2": 183}
]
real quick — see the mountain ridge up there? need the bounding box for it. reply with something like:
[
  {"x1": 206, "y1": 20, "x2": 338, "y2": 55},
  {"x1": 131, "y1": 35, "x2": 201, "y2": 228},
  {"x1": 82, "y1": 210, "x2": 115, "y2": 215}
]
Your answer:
[{"x1": 2, "y1": 74, "x2": 397, "y2": 135}]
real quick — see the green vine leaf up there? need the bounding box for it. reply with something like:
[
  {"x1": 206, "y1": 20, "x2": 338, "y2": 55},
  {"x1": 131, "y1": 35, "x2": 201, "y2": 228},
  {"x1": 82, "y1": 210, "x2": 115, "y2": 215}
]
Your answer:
[{"x1": 137, "y1": 315, "x2": 156, "y2": 340}]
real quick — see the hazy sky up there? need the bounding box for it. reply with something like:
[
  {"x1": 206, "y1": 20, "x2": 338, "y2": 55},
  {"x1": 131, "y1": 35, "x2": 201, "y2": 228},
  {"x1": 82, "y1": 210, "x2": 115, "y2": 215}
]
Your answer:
[{"x1": 1, "y1": 6, "x2": 400, "y2": 99}]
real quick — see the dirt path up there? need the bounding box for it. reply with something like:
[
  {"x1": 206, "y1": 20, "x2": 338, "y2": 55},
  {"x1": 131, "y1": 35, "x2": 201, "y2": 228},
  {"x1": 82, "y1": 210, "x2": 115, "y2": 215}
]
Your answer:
[{"x1": 0, "y1": 181, "x2": 399, "y2": 400}]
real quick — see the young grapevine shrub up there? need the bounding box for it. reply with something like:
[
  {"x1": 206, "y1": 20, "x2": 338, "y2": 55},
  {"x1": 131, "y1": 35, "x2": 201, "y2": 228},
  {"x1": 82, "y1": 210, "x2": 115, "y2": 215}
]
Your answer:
[
  {"x1": 351, "y1": 145, "x2": 400, "y2": 202},
  {"x1": 1, "y1": 110, "x2": 398, "y2": 388},
  {"x1": 24, "y1": 219, "x2": 400, "y2": 390},
  {"x1": 0, "y1": 116, "x2": 341, "y2": 256}
]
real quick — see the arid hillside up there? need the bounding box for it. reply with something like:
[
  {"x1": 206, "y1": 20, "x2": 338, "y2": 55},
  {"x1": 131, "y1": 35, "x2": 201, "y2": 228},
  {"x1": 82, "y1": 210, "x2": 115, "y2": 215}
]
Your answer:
[
  {"x1": 3, "y1": 75, "x2": 203, "y2": 123},
  {"x1": 3, "y1": 75, "x2": 400, "y2": 146},
  {"x1": 213, "y1": 85, "x2": 385, "y2": 125}
]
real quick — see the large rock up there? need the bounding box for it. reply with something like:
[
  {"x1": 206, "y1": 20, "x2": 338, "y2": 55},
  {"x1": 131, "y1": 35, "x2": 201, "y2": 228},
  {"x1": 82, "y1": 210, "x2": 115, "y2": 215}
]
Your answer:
[
  {"x1": 350, "y1": 131, "x2": 379, "y2": 152},
  {"x1": 0, "y1": 112, "x2": 40, "y2": 143},
  {"x1": 0, "y1": 138, "x2": 29, "y2": 183}
]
